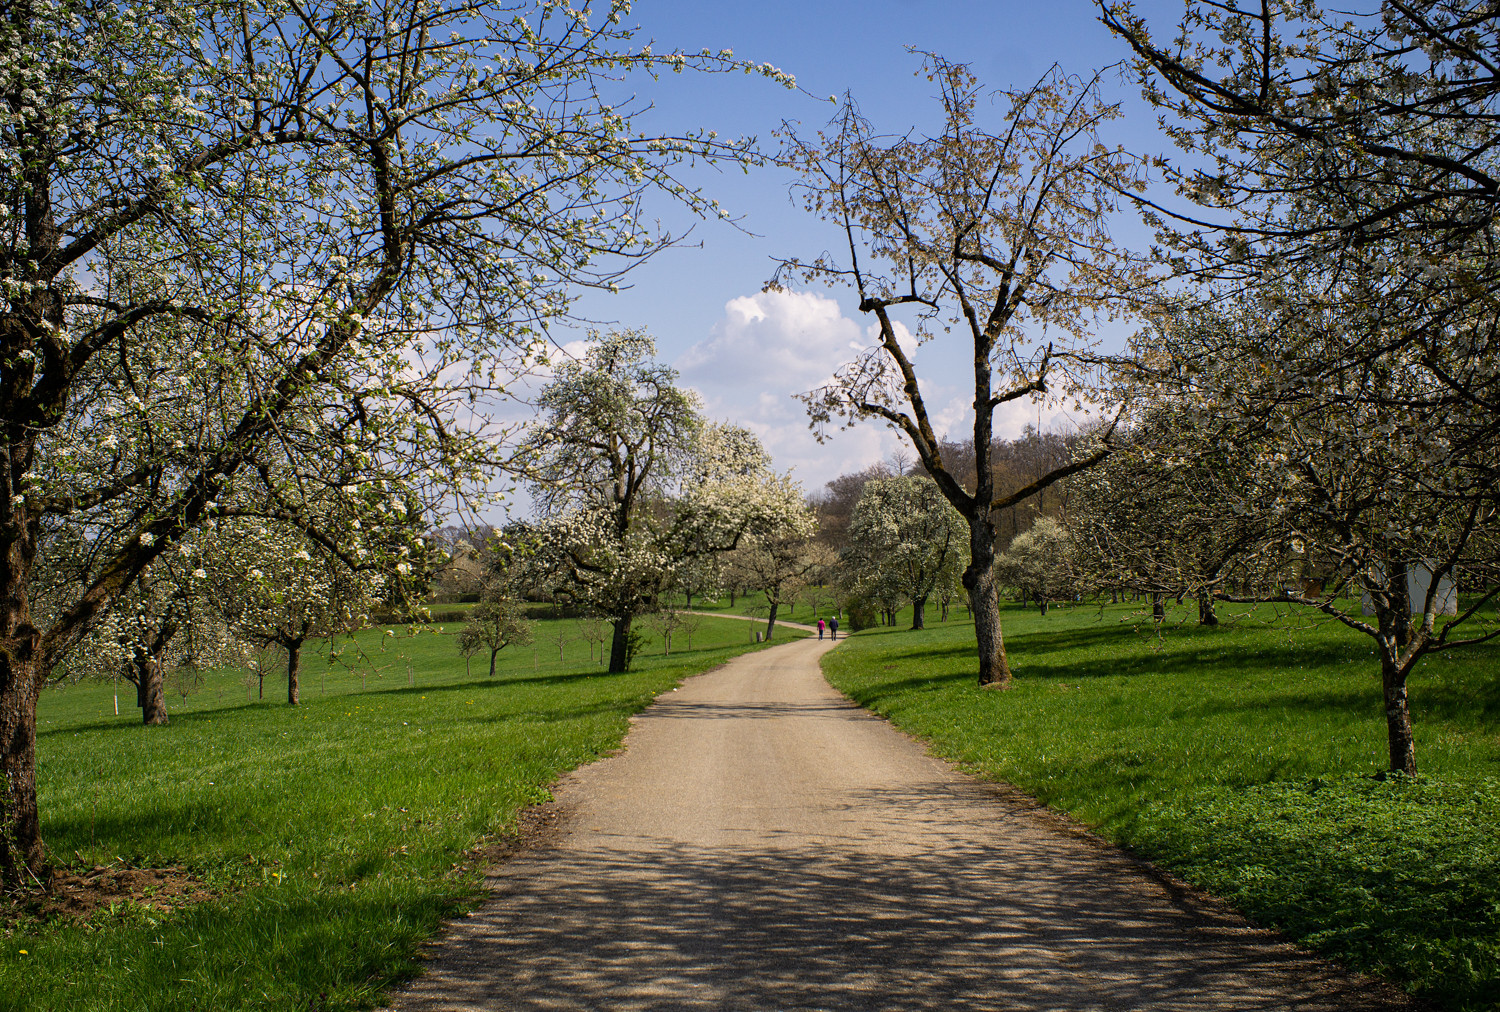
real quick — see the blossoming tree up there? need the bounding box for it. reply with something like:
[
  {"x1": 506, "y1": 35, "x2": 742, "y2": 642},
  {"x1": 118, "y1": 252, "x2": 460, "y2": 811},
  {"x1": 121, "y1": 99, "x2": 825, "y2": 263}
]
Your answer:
[
  {"x1": 519, "y1": 332, "x2": 809, "y2": 671},
  {"x1": 0, "y1": 0, "x2": 787, "y2": 888},
  {"x1": 839, "y1": 476, "x2": 967, "y2": 630},
  {"x1": 777, "y1": 55, "x2": 1149, "y2": 686}
]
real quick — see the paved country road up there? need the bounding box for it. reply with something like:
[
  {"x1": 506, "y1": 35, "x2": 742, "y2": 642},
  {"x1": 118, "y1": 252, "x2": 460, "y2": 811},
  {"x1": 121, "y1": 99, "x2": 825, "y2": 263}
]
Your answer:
[{"x1": 392, "y1": 636, "x2": 1416, "y2": 1011}]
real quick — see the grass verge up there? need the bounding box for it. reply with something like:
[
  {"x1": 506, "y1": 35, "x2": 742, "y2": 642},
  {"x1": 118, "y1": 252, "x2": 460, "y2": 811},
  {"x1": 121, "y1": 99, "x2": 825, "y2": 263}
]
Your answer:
[
  {"x1": 9, "y1": 615, "x2": 803, "y2": 1011},
  {"x1": 820, "y1": 600, "x2": 1500, "y2": 1011}
]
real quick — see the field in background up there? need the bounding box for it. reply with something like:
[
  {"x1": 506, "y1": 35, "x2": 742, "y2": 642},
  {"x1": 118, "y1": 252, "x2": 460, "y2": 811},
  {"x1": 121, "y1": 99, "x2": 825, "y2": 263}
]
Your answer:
[
  {"x1": 822, "y1": 599, "x2": 1500, "y2": 1011},
  {"x1": 9, "y1": 615, "x2": 804, "y2": 1012}
]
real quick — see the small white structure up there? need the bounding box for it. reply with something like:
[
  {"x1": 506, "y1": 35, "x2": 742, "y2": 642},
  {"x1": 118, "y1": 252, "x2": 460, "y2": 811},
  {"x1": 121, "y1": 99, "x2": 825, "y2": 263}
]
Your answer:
[{"x1": 1361, "y1": 561, "x2": 1458, "y2": 617}]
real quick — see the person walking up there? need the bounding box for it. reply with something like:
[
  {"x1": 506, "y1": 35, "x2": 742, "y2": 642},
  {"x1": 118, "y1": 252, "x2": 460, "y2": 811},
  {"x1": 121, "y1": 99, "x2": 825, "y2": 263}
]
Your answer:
[
  {"x1": 829, "y1": 616, "x2": 839, "y2": 641},
  {"x1": 817, "y1": 618, "x2": 825, "y2": 640}
]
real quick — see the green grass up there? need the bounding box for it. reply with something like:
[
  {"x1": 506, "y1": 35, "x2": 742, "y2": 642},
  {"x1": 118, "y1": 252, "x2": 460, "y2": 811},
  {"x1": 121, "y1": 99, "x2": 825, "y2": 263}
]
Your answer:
[
  {"x1": 821, "y1": 598, "x2": 1500, "y2": 1011},
  {"x1": 662, "y1": 589, "x2": 837, "y2": 624},
  {"x1": 10, "y1": 615, "x2": 804, "y2": 1011}
]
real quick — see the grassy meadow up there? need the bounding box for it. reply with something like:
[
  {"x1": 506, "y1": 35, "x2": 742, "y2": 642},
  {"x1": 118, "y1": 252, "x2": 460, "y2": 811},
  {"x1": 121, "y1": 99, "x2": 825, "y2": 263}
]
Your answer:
[
  {"x1": 822, "y1": 598, "x2": 1500, "y2": 1010},
  {"x1": 7, "y1": 613, "x2": 803, "y2": 1012}
]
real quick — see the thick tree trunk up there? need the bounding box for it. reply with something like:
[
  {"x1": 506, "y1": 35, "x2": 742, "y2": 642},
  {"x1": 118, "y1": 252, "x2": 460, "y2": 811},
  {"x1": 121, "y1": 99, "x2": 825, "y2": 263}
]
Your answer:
[
  {"x1": 286, "y1": 636, "x2": 304, "y2": 706},
  {"x1": 1, "y1": 486, "x2": 47, "y2": 883},
  {"x1": 0, "y1": 648, "x2": 45, "y2": 889},
  {"x1": 1151, "y1": 592, "x2": 1165, "y2": 622},
  {"x1": 912, "y1": 595, "x2": 926, "y2": 630},
  {"x1": 488, "y1": 647, "x2": 499, "y2": 679},
  {"x1": 608, "y1": 612, "x2": 634, "y2": 673},
  {"x1": 1038, "y1": 597, "x2": 1049, "y2": 616},
  {"x1": 134, "y1": 618, "x2": 177, "y2": 725},
  {"x1": 1198, "y1": 594, "x2": 1219, "y2": 626},
  {"x1": 963, "y1": 516, "x2": 1010, "y2": 687},
  {"x1": 139, "y1": 655, "x2": 169, "y2": 726},
  {"x1": 764, "y1": 601, "x2": 779, "y2": 641}
]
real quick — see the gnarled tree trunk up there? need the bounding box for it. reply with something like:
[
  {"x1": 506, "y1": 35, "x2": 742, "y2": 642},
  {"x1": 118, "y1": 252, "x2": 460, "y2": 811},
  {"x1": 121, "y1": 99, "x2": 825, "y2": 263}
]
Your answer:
[
  {"x1": 0, "y1": 642, "x2": 45, "y2": 889},
  {"x1": 964, "y1": 516, "x2": 1010, "y2": 687},
  {"x1": 138, "y1": 655, "x2": 169, "y2": 726},
  {"x1": 135, "y1": 618, "x2": 178, "y2": 725},
  {"x1": 911, "y1": 594, "x2": 927, "y2": 630}
]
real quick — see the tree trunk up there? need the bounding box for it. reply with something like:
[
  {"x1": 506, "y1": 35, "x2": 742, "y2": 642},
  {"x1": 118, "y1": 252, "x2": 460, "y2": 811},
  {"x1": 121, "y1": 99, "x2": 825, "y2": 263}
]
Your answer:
[
  {"x1": 135, "y1": 618, "x2": 178, "y2": 725},
  {"x1": 608, "y1": 613, "x2": 634, "y2": 674},
  {"x1": 286, "y1": 636, "x2": 304, "y2": 706},
  {"x1": 1038, "y1": 597, "x2": 1048, "y2": 616},
  {"x1": 1151, "y1": 592, "x2": 1165, "y2": 622},
  {"x1": 139, "y1": 654, "x2": 169, "y2": 726},
  {"x1": 1375, "y1": 588, "x2": 1418, "y2": 776},
  {"x1": 1390, "y1": 559, "x2": 1413, "y2": 648},
  {"x1": 764, "y1": 601, "x2": 779, "y2": 641},
  {"x1": 1198, "y1": 594, "x2": 1219, "y2": 626},
  {"x1": 963, "y1": 517, "x2": 1010, "y2": 687},
  {"x1": 489, "y1": 647, "x2": 499, "y2": 679},
  {"x1": 0, "y1": 645, "x2": 46, "y2": 889},
  {"x1": 912, "y1": 595, "x2": 926, "y2": 630},
  {"x1": 1380, "y1": 648, "x2": 1417, "y2": 776}
]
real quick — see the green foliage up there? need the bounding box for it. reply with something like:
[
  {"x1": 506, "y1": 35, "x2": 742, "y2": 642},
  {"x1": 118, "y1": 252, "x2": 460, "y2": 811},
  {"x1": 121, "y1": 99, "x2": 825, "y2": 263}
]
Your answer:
[
  {"x1": 456, "y1": 594, "x2": 533, "y2": 674},
  {"x1": 17, "y1": 616, "x2": 805, "y2": 1010},
  {"x1": 622, "y1": 624, "x2": 649, "y2": 670},
  {"x1": 1133, "y1": 776, "x2": 1500, "y2": 1009},
  {"x1": 845, "y1": 596, "x2": 879, "y2": 631},
  {"x1": 838, "y1": 475, "x2": 966, "y2": 616},
  {"x1": 822, "y1": 602, "x2": 1500, "y2": 1009},
  {"x1": 995, "y1": 517, "x2": 1078, "y2": 607}
]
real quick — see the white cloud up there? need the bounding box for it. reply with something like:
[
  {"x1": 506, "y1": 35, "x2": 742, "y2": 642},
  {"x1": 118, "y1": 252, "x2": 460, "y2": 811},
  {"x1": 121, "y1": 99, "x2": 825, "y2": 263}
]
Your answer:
[
  {"x1": 677, "y1": 290, "x2": 908, "y2": 490},
  {"x1": 678, "y1": 289, "x2": 865, "y2": 390},
  {"x1": 676, "y1": 289, "x2": 1104, "y2": 493}
]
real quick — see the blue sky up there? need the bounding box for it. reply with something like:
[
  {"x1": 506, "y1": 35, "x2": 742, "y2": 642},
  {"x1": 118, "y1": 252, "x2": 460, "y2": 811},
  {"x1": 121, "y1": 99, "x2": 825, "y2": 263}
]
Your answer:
[{"x1": 519, "y1": 0, "x2": 1186, "y2": 508}]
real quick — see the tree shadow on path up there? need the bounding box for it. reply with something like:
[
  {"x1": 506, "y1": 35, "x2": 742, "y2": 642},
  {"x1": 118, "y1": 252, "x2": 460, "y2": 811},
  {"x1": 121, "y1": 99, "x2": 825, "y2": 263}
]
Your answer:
[{"x1": 395, "y1": 807, "x2": 1422, "y2": 1011}]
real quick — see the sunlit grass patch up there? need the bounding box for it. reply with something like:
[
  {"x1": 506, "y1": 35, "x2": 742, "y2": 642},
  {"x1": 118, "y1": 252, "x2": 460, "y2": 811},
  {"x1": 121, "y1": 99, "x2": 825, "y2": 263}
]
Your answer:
[
  {"x1": 14, "y1": 615, "x2": 803, "y2": 1011},
  {"x1": 822, "y1": 600, "x2": 1500, "y2": 1010}
]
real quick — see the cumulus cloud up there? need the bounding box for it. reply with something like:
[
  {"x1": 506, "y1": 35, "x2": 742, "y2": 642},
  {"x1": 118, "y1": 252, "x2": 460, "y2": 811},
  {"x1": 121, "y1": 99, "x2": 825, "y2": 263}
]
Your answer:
[
  {"x1": 678, "y1": 289, "x2": 865, "y2": 390},
  {"x1": 677, "y1": 290, "x2": 910, "y2": 489}
]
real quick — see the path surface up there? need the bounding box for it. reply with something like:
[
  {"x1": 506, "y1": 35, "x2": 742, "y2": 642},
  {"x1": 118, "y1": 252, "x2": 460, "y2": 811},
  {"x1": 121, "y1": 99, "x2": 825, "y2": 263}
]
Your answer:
[
  {"x1": 393, "y1": 637, "x2": 1414, "y2": 1011},
  {"x1": 681, "y1": 609, "x2": 821, "y2": 633}
]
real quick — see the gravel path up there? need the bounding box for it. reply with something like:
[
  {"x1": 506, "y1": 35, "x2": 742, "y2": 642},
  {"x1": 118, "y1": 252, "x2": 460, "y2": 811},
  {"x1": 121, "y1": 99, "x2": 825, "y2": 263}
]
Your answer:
[{"x1": 391, "y1": 636, "x2": 1416, "y2": 1011}]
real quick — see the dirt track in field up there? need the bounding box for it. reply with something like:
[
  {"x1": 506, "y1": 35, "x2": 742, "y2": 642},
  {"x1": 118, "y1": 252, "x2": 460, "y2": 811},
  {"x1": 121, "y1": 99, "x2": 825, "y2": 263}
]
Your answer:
[{"x1": 391, "y1": 635, "x2": 1416, "y2": 1011}]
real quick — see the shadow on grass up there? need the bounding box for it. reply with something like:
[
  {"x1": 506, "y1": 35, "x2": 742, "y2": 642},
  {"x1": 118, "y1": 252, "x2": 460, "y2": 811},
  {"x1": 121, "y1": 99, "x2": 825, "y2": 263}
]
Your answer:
[
  {"x1": 1413, "y1": 673, "x2": 1500, "y2": 725},
  {"x1": 846, "y1": 666, "x2": 1379, "y2": 725}
]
